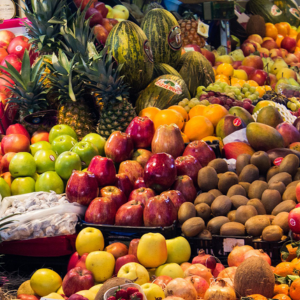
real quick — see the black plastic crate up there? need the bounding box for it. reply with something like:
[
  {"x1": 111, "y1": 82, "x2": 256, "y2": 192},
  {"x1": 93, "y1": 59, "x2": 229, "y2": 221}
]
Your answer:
[{"x1": 185, "y1": 237, "x2": 214, "y2": 260}]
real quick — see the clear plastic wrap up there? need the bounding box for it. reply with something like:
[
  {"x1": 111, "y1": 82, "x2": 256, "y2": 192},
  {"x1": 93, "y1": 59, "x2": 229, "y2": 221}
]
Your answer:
[
  {"x1": 276, "y1": 83, "x2": 300, "y2": 98},
  {"x1": 104, "y1": 283, "x2": 147, "y2": 300}
]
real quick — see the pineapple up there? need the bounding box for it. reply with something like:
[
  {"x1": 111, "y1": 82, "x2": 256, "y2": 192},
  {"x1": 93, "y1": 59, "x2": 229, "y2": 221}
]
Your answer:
[{"x1": 77, "y1": 48, "x2": 137, "y2": 139}]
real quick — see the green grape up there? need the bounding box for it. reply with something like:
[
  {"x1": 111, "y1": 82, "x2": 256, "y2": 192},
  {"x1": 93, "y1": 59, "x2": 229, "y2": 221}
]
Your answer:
[
  {"x1": 237, "y1": 95, "x2": 243, "y2": 101},
  {"x1": 182, "y1": 98, "x2": 189, "y2": 105},
  {"x1": 178, "y1": 101, "x2": 184, "y2": 107},
  {"x1": 245, "y1": 91, "x2": 251, "y2": 97},
  {"x1": 227, "y1": 92, "x2": 235, "y2": 98},
  {"x1": 243, "y1": 83, "x2": 251, "y2": 89},
  {"x1": 287, "y1": 102, "x2": 291, "y2": 109},
  {"x1": 184, "y1": 105, "x2": 190, "y2": 112},
  {"x1": 242, "y1": 87, "x2": 248, "y2": 94},
  {"x1": 291, "y1": 103, "x2": 297, "y2": 111},
  {"x1": 234, "y1": 89, "x2": 241, "y2": 96},
  {"x1": 255, "y1": 91, "x2": 260, "y2": 96},
  {"x1": 249, "y1": 87, "x2": 256, "y2": 93},
  {"x1": 248, "y1": 95, "x2": 256, "y2": 101},
  {"x1": 201, "y1": 100, "x2": 210, "y2": 106},
  {"x1": 188, "y1": 101, "x2": 196, "y2": 108},
  {"x1": 219, "y1": 82, "x2": 228, "y2": 90}
]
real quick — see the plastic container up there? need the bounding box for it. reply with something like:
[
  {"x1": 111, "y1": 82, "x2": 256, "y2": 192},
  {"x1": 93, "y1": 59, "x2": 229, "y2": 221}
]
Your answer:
[
  {"x1": 163, "y1": 0, "x2": 182, "y2": 12},
  {"x1": 104, "y1": 283, "x2": 147, "y2": 300},
  {"x1": 0, "y1": 18, "x2": 28, "y2": 36}
]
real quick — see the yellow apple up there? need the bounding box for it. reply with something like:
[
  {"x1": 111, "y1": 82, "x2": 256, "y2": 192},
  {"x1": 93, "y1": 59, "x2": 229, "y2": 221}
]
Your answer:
[
  {"x1": 105, "y1": 5, "x2": 112, "y2": 12},
  {"x1": 155, "y1": 263, "x2": 184, "y2": 279},
  {"x1": 76, "y1": 290, "x2": 95, "y2": 300},
  {"x1": 56, "y1": 286, "x2": 64, "y2": 295},
  {"x1": 89, "y1": 284, "x2": 103, "y2": 294},
  {"x1": 86, "y1": 251, "x2": 115, "y2": 282},
  {"x1": 43, "y1": 293, "x2": 64, "y2": 300},
  {"x1": 137, "y1": 233, "x2": 168, "y2": 268},
  {"x1": 106, "y1": 11, "x2": 114, "y2": 18},
  {"x1": 166, "y1": 237, "x2": 191, "y2": 264},
  {"x1": 113, "y1": 5, "x2": 129, "y2": 19},
  {"x1": 233, "y1": 70, "x2": 248, "y2": 81},
  {"x1": 117, "y1": 262, "x2": 150, "y2": 285},
  {"x1": 112, "y1": 9, "x2": 127, "y2": 20},
  {"x1": 141, "y1": 283, "x2": 165, "y2": 300},
  {"x1": 75, "y1": 227, "x2": 104, "y2": 256}
]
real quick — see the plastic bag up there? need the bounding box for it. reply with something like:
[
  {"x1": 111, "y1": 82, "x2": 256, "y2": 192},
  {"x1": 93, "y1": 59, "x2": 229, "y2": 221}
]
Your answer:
[
  {"x1": 223, "y1": 129, "x2": 248, "y2": 145},
  {"x1": 104, "y1": 283, "x2": 147, "y2": 300}
]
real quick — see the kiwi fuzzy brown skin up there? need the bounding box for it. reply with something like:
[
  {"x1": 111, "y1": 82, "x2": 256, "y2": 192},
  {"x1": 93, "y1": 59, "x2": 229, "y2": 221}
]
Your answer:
[
  {"x1": 235, "y1": 205, "x2": 258, "y2": 225},
  {"x1": 181, "y1": 217, "x2": 205, "y2": 237},
  {"x1": 218, "y1": 172, "x2": 239, "y2": 194},
  {"x1": 220, "y1": 222, "x2": 245, "y2": 236},
  {"x1": 239, "y1": 182, "x2": 250, "y2": 196},
  {"x1": 211, "y1": 195, "x2": 232, "y2": 216},
  {"x1": 262, "y1": 225, "x2": 283, "y2": 242},
  {"x1": 194, "y1": 193, "x2": 215, "y2": 206},
  {"x1": 236, "y1": 154, "x2": 251, "y2": 176},
  {"x1": 271, "y1": 200, "x2": 296, "y2": 216},
  {"x1": 266, "y1": 166, "x2": 280, "y2": 182},
  {"x1": 238, "y1": 164, "x2": 260, "y2": 183},
  {"x1": 227, "y1": 210, "x2": 236, "y2": 221},
  {"x1": 207, "y1": 158, "x2": 228, "y2": 174},
  {"x1": 247, "y1": 198, "x2": 267, "y2": 215},
  {"x1": 268, "y1": 181, "x2": 286, "y2": 196},
  {"x1": 294, "y1": 168, "x2": 300, "y2": 181},
  {"x1": 282, "y1": 185, "x2": 297, "y2": 202},
  {"x1": 195, "y1": 203, "x2": 211, "y2": 222},
  {"x1": 197, "y1": 166, "x2": 219, "y2": 192},
  {"x1": 207, "y1": 216, "x2": 230, "y2": 234},
  {"x1": 287, "y1": 180, "x2": 300, "y2": 188},
  {"x1": 268, "y1": 172, "x2": 292, "y2": 187},
  {"x1": 198, "y1": 229, "x2": 212, "y2": 239},
  {"x1": 208, "y1": 189, "x2": 223, "y2": 198},
  {"x1": 248, "y1": 180, "x2": 269, "y2": 199},
  {"x1": 245, "y1": 215, "x2": 270, "y2": 236},
  {"x1": 227, "y1": 184, "x2": 246, "y2": 198},
  {"x1": 279, "y1": 154, "x2": 300, "y2": 177},
  {"x1": 230, "y1": 195, "x2": 249, "y2": 209},
  {"x1": 250, "y1": 151, "x2": 271, "y2": 175},
  {"x1": 272, "y1": 212, "x2": 289, "y2": 233},
  {"x1": 261, "y1": 189, "x2": 282, "y2": 215},
  {"x1": 178, "y1": 202, "x2": 196, "y2": 224}
]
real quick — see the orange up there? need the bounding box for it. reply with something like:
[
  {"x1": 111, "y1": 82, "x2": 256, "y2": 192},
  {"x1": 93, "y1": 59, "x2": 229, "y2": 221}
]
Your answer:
[
  {"x1": 276, "y1": 34, "x2": 284, "y2": 48},
  {"x1": 275, "y1": 23, "x2": 288, "y2": 37},
  {"x1": 295, "y1": 46, "x2": 300, "y2": 53},
  {"x1": 280, "y1": 22, "x2": 291, "y2": 35},
  {"x1": 181, "y1": 131, "x2": 189, "y2": 143},
  {"x1": 247, "y1": 80, "x2": 259, "y2": 87},
  {"x1": 216, "y1": 77, "x2": 230, "y2": 85},
  {"x1": 216, "y1": 63, "x2": 234, "y2": 77},
  {"x1": 281, "y1": 244, "x2": 298, "y2": 262},
  {"x1": 292, "y1": 260, "x2": 300, "y2": 275},
  {"x1": 273, "y1": 295, "x2": 291, "y2": 300},
  {"x1": 139, "y1": 107, "x2": 161, "y2": 121},
  {"x1": 231, "y1": 78, "x2": 246, "y2": 87},
  {"x1": 289, "y1": 29, "x2": 298, "y2": 40},
  {"x1": 168, "y1": 105, "x2": 189, "y2": 122},
  {"x1": 265, "y1": 23, "x2": 278, "y2": 40},
  {"x1": 183, "y1": 116, "x2": 214, "y2": 141},
  {"x1": 274, "y1": 262, "x2": 294, "y2": 277},
  {"x1": 215, "y1": 74, "x2": 229, "y2": 80},
  {"x1": 153, "y1": 109, "x2": 184, "y2": 130},
  {"x1": 274, "y1": 284, "x2": 289, "y2": 296},
  {"x1": 256, "y1": 86, "x2": 267, "y2": 98},
  {"x1": 290, "y1": 278, "x2": 300, "y2": 300},
  {"x1": 202, "y1": 135, "x2": 224, "y2": 151},
  {"x1": 202, "y1": 104, "x2": 229, "y2": 127},
  {"x1": 248, "y1": 295, "x2": 268, "y2": 300},
  {"x1": 189, "y1": 104, "x2": 207, "y2": 119}
]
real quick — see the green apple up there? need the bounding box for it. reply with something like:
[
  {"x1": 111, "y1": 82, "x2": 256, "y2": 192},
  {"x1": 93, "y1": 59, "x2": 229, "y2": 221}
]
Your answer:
[
  {"x1": 49, "y1": 125, "x2": 77, "y2": 144},
  {"x1": 34, "y1": 150, "x2": 57, "y2": 174},
  {"x1": 71, "y1": 141, "x2": 98, "y2": 167},
  {"x1": 33, "y1": 173, "x2": 40, "y2": 181},
  {"x1": 55, "y1": 151, "x2": 81, "y2": 180},
  {"x1": 0, "y1": 177, "x2": 11, "y2": 199},
  {"x1": 52, "y1": 135, "x2": 77, "y2": 155},
  {"x1": 30, "y1": 141, "x2": 52, "y2": 156},
  {"x1": 11, "y1": 177, "x2": 35, "y2": 195},
  {"x1": 155, "y1": 263, "x2": 184, "y2": 279},
  {"x1": 9, "y1": 152, "x2": 36, "y2": 178},
  {"x1": 82, "y1": 133, "x2": 106, "y2": 156},
  {"x1": 35, "y1": 171, "x2": 64, "y2": 194},
  {"x1": 166, "y1": 236, "x2": 191, "y2": 264}
]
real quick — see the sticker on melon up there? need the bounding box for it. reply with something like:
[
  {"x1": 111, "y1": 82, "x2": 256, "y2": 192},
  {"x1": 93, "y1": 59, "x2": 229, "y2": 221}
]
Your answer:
[
  {"x1": 290, "y1": 8, "x2": 300, "y2": 19},
  {"x1": 168, "y1": 26, "x2": 182, "y2": 51},
  {"x1": 144, "y1": 40, "x2": 154, "y2": 63},
  {"x1": 155, "y1": 79, "x2": 182, "y2": 95},
  {"x1": 274, "y1": 157, "x2": 284, "y2": 166},
  {"x1": 271, "y1": 5, "x2": 283, "y2": 16}
]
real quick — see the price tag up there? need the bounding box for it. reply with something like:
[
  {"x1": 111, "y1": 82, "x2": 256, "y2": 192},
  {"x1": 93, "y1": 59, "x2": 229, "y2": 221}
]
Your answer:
[
  {"x1": 197, "y1": 20, "x2": 209, "y2": 38},
  {"x1": 223, "y1": 238, "x2": 245, "y2": 253}
]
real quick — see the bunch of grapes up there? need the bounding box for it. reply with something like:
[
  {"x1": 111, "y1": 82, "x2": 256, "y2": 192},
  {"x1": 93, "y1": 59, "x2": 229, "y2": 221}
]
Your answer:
[
  {"x1": 281, "y1": 89, "x2": 300, "y2": 98},
  {"x1": 288, "y1": 97, "x2": 300, "y2": 112}
]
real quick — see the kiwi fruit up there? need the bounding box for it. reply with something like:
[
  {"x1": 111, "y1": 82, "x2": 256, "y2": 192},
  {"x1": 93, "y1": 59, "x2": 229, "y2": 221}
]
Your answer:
[
  {"x1": 247, "y1": 198, "x2": 267, "y2": 215},
  {"x1": 182, "y1": 217, "x2": 205, "y2": 237},
  {"x1": 208, "y1": 189, "x2": 223, "y2": 198},
  {"x1": 245, "y1": 215, "x2": 270, "y2": 236},
  {"x1": 211, "y1": 195, "x2": 232, "y2": 216},
  {"x1": 248, "y1": 180, "x2": 269, "y2": 199},
  {"x1": 268, "y1": 172, "x2": 292, "y2": 187},
  {"x1": 178, "y1": 202, "x2": 196, "y2": 224},
  {"x1": 272, "y1": 212, "x2": 289, "y2": 233},
  {"x1": 230, "y1": 195, "x2": 249, "y2": 208},
  {"x1": 268, "y1": 181, "x2": 286, "y2": 196},
  {"x1": 227, "y1": 184, "x2": 247, "y2": 198},
  {"x1": 198, "y1": 229, "x2": 212, "y2": 239},
  {"x1": 207, "y1": 216, "x2": 230, "y2": 234},
  {"x1": 236, "y1": 154, "x2": 251, "y2": 176},
  {"x1": 279, "y1": 154, "x2": 300, "y2": 177},
  {"x1": 266, "y1": 215, "x2": 276, "y2": 223},
  {"x1": 282, "y1": 185, "x2": 297, "y2": 201},
  {"x1": 218, "y1": 172, "x2": 239, "y2": 194},
  {"x1": 197, "y1": 166, "x2": 219, "y2": 192},
  {"x1": 195, "y1": 203, "x2": 211, "y2": 222},
  {"x1": 262, "y1": 225, "x2": 283, "y2": 242},
  {"x1": 261, "y1": 189, "x2": 282, "y2": 214},
  {"x1": 287, "y1": 180, "x2": 300, "y2": 188},
  {"x1": 238, "y1": 164, "x2": 260, "y2": 183},
  {"x1": 250, "y1": 151, "x2": 271, "y2": 175},
  {"x1": 220, "y1": 222, "x2": 246, "y2": 236},
  {"x1": 235, "y1": 205, "x2": 258, "y2": 224},
  {"x1": 217, "y1": 173, "x2": 223, "y2": 180},
  {"x1": 266, "y1": 166, "x2": 280, "y2": 182},
  {"x1": 227, "y1": 210, "x2": 236, "y2": 221},
  {"x1": 208, "y1": 158, "x2": 228, "y2": 174},
  {"x1": 294, "y1": 168, "x2": 300, "y2": 181},
  {"x1": 272, "y1": 200, "x2": 296, "y2": 216},
  {"x1": 96, "y1": 278, "x2": 133, "y2": 300},
  {"x1": 194, "y1": 193, "x2": 215, "y2": 206},
  {"x1": 239, "y1": 182, "x2": 250, "y2": 196}
]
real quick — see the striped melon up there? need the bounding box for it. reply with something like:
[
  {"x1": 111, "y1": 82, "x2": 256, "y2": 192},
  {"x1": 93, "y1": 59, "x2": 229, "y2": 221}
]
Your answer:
[
  {"x1": 135, "y1": 74, "x2": 190, "y2": 113},
  {"x1": 177, "y1": 51, "x2": 215, "y2": 97},
  {"x1": 152, "y1": 63, "x2": 182, "y2": 80},
  {"x1": 141, "y1": 9, "x2": 182, "y2": 68},
  {"x1": 105, "y1": 21, "x2": 154, "y2": 93}
]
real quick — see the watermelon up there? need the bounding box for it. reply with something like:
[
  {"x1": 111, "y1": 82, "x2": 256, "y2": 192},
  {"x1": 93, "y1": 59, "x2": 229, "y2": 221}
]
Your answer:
[
  {"x1": 141, "y1": 9, "x2": 182, "y2": 68},
  {"x1": 135, "y1": 74, "x2": 190, "y2": 113},
  {"x1": 105, "y1": 21, "x2": 154, "y2": 93},
  {"x1": 176, "y1": 51, "x2": 215, "y2": 97},
  {"x1": 152, "y1": 63, "x2": 182, "y2": 80},
  {"x1": 246, "y1": 0, "x2": 287, "y2": 23},
  {"x1": 275, "y1": 0, "x2": 300, "y2": 27}
]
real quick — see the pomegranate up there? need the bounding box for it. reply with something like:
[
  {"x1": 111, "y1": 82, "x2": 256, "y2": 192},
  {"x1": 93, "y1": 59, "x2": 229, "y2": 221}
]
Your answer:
[
  {"x1": 164, "y1": 297, "x2": 185, "y2": 300},
  {"x1": 165, "y1": 278, "x2": 198, "y2": 300},
  {"x1": 227, "y1": 245, "x2": 254, "y2": 267},
  {"x1": 204, "y1": 279, "x2": 236, "y2": 300},
  {"x1": 183, "y1": 264, "x2": 213, "y2": 284},
  {"x1": 243, "y1": 249, "x2": 271, "y2": 265},
  {"x1": 192, "y1": 250, "x2": 216, "y2": 271},
  {"x1": 152, "y1": 275, "x2": 172, "y2": 290},
  {"x1": 212, "y1": 263, "x2": 225, "y2": 278},
  {"x1": 181, "y1": 262, "x2": 192, "y2": 272},
  {"x1": 218, "y1": 267, "x2": 237, "y2": 287},
  {"x1": 184, "y1": 275, "x2": 209, "y2": 298}
]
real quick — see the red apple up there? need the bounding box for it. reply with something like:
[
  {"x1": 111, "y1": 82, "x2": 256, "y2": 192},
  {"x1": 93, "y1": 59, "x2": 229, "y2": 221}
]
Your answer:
[
  {"x1": 0, "y1": 48, "x2": 8, "y2": 63},
  {"x1": 183, "y1": 140, "x2": 216, "y2": 167},
  {"x1": 31, "y1": 130, "x2": 49, "y2": 143},
  {"x1": 132, "y1": 149, "x2": 153, "y2": 168},
  {"x1": 128, "y1": 187, "x2": 156, "y2": 205},
  {"x1": 87, "y1": 156, "x2": 116, "y2": 187},
  {"x1": 7, "y1": 36, "x2": 30, "y2": 59},
  {"x1": 118, "y1": 160, "x2": 144, "y2": 185},
  {"x1": 276, "y1": 122, "x2": 300, "y2": 147},
  {"x1": 1, "y1": 152, "x2": 16, "y2": 173},
  {"x1": 85, "y1": 8, "x2": 103, "y2": 27},
  {"x1": 143, "y1": 195, "x2": 177, "y2": 227},
  {"x1": 128, "y1": 239, "x2": 140, "y2": 257},
  {"x1": 105, "y1": 131, "x2": 134, "y2": 163},
  {"x1": 0, "y1": 74, "x2": 14, "y2": 96},
  {"x1": 261, "y1": 39, "x2": 278, "y2": 50},
  {"x1": 289, "y1": 207, "x2": 300, "y2": 233},
  {"x1": 296, "y1": 182, "x2": 300, "y2": 203},
  {"x1": 100, "y1": 186, "x2": 127, "y2": 210},
  {"x1": 126, "y1": 116, "x2": 155, "y2": 149},
  {"x1": 62, "y1": 267, "x2": 94, "y2": 297},
  {"x1": 75, "y1": 253, "x2": 88, "y2": 269},
  {"x1": 161, "y1": 190, "x2": 186, "y2": 211},
  {"x1": 1, "y1": 134, "x2": 30, "y2": 154},
  {"x1": 73, "y1": 0, "x2": 97, "y2": 10},
  {"x1": 249, "y1": 69, "x2": 268, "y2": 86},
  {"x1": 175, "y1": 155, "x2": 202, "y2": 185},
  {"x1": 144, "y1": 153, "x2": 177, "y2": 193},
  {"x1": 66, "y1": 171, "x2": 98, "y2": 206},
  {"x1": 94, "y1": 2, "x2": 109, "y2": 18},
  {"x1": 266, "y1": 73, "x2": 277, "y2": 89},
  {"x1": 102, "y1": 18, "x2": 118, "y2": 33},
  {"x1": 294, "y1": 52, "x2": 300, "y2": 62},
  {"x1": 281, "y1": 36, "x2": 297, "y2": 53},
  {"x1": 133, "y1": 177, "x2": 146, "y2": 189},
  {"x1": 115, "y1": 173, "x2": 133, "y2": 197},
  {"x1": 232, "y1": 61, "x2": 242, "y2": 69},
  {"x1": 237, "y1": 65, "x2": 255, "y2": 77},
  {"x1": 200, "y1": 48, "x2": 215, "y2": 66},
  {"x1": 114, "y1": 254, "x2": 139, "y2": 275},
  {"x1": 172, "y1": 175, "x2": 197, "y2": 203},
  {"x1": 242, "y1": 55, "x2": 263, "y2": 70},
  {"x1": 94, "y1": 24, "x2": 108, "y2": 45},
  {"x1": 115, "y1": 200, "x2": 144, "y2": 226},
  {"x1": 153, "y1": 276, "x2": 173, "y2": 289},
  {"x1": 241, "y1": 42, "x2": 257, "y2": 56},
  {"x1": 0, "y1": 54, "x2": 22, "y2": 74},
  {"x1": 0, "y1": 30, "x2": 15, "y2": 49},
  {"x1": 105, "y1": 242, "x2": 128, "y2": 259},
  {"x1": 269, "y1": 49, "x2": 282, "y2": 58},
  {"x1": 67, "y1": 252, "x2": 80, "y2": 272},
  {"x1": 6, "y1": 123, "x2": 30, "y2": 140},
  {"x1": 284, "y1": 53, "x2": 299, "y2": 64},
  {"x1": 84, "y1": 197, "x2": 116, "y2": 225}
]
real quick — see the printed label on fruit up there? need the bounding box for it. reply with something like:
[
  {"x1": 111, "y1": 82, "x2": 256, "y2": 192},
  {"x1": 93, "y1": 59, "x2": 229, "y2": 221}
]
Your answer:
[
  {"x1": 233, "y1": 118, "x2": 242, "y2": 127},
  {"x1": 168, "y1": 26, "x2": 182, "y2": 51},
  {"x1": 15, "y1": 45, "x2": 23, "y2": 52},
  {"x1": 290, "y1": 8, "x2": 300, "y2": 19},
  {"x1": 49, "y1": 155, "x2": 55, "y2": 162},
  {"x1": 155, "y1": 79, "x2": 182, "y2": 95},
  {"x1": 223, "y1": 238, "x2": 245, "y2": 252},
  {"x1": 290, "y1": 218, "x2": 296, "y2": 227},
  {"x1": 143, "y1": 40, "x2": 154, "y2": 63},
  {"x1": 271, "y1": 5, "x2": 282, "y2": 16},
  {"x1": 197, "y1": 20, "x2": 209, "y2": 38},
  {"x1": 274, "y1": 157, "x2": 283, "y2": 166}
]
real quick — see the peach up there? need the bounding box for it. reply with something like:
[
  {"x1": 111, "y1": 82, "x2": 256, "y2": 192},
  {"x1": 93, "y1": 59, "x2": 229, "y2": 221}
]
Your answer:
[
  {"x1": 279, "y1": 48, "x2": 289, "y2": 58},
  {"x1": 0, "y1": 30, "x2": 15, "y2": 49},
  {"x1": 31, "y1": 130, "x2": 49, "y2": 144},
  {"x1": 270, "y1": 49, "x2": 282, "y2": 58},
  {"x1": 104, "y1": 242, "x2": 128, "y2": 259},
  {"x1": 1, "y1": 134, "x2": 30, "y2": 154},
  {"x1": 1, "y1": 152, "x2": 16, "y2": 173},
  {"x1": 261, "y1": 39, "x2": 278, "y2": 50},
  {"x1": 248, "y1": 34, "x2": 263, "y2": 45},
  {"x1": 242, "y1": 55, "x2": 263, "y2": 70},
  {"x1": 258, "y1": 48, "x2": 270, "y2": 57},
  {"x1": 1, "y1": 172, "x2": 12, "y2": 187},
  {"x1": 284, "y1": 53, "x2": 299, "y2": 65}
]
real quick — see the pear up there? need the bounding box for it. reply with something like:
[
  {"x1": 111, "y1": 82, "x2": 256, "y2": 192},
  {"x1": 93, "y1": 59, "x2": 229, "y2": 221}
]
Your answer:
[
  {"x1": 262, "y1": 57, "x2": 274, "y2": 73},
  {"x1": 229, "y1": 49, "x2": 245, "y2": 61},
  {"x1": 270, "y1": 58, "x2": 288, "y2": 75},
  {"x1": 288, "y1": 78, "x2": 300, "y2": 87}
]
